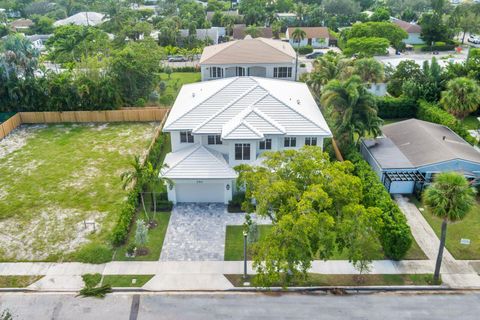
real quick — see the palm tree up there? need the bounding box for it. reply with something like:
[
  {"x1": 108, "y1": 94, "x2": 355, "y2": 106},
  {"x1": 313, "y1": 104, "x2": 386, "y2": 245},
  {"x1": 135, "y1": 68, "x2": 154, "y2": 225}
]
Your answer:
[
  {"x1": 440, "y1": 77, "x2": 480, "y2": 120},
  {"x1": 121, "y1": 155, "x2": 150, "y2": 220},
  {"x1": 423, "y1": 172, "x2": 476, "y2": 283},
  {"x1": 320, "y1": 76, "x2": 382, "y2": 147},
  {"x1": 353, "y1": 58, "x2": 384, "y2": 84},
  {"x1": 306, "y1": 53, "x2": 353, "y2": 99},
  {"x1": 143, "y1": 162, "x2": 172, "y2": 217},
  {"x1": 291, "y1": 28, "x2": 306, "y2": 81}
]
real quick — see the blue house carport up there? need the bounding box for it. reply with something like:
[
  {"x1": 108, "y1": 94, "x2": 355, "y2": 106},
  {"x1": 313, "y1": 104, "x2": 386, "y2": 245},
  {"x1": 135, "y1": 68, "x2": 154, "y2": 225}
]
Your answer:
[{"x1": 361, "y1": 119, "x2": 480, "y2": 194}]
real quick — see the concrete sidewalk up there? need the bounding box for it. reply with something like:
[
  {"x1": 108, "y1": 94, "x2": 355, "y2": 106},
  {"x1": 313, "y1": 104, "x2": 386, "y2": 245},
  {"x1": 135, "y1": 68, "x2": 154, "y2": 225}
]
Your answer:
[
  {"x1": 395, "y1": 195, "x2": 480, "y2": 289},
  {"x1": 0, "y1": 260, "x2": 435, "y2": 291}
]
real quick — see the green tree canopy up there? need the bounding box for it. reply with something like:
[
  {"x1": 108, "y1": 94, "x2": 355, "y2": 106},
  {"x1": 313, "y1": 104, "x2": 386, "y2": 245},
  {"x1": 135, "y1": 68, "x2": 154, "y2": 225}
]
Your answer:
[
  {"x1": 343, "y1": 37, "x2": 390, "y2": 57},
  {"x1": 347, "y1": 22, "x2": 408, "y2": 49},
  {"x1": 236, "y1": 147, "x2": 383, "y2": 286},
  {"x1": 440, "y1": 77, "x2": 480, "y2": 119}
]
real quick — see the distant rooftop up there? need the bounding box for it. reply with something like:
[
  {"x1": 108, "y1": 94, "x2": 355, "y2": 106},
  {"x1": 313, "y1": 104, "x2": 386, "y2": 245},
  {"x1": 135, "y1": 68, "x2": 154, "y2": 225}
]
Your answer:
[
  {"x1": 391, "y1": 18, "x2": 422, "y2": 34},
  {"x1": 54, "y1": 12, "x2": 105, "y2": 27}
]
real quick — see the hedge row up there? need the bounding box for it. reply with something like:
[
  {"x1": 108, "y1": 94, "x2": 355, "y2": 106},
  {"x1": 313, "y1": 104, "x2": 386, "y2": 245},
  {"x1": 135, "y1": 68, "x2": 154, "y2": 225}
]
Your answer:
[
  {"x1": 110, "y1": 133, "x2": 166, "y2": 246},
  {"x1": 159, "y1": 66, "x2": 199, "y2": 73},
  {"x1": 298, "y1": 45, "x2": 313, "y2": 55},
  {"x1": 420, "y1": 44, "x2": 456, "y2": 52},
  {"x1": 347, "y1": 151, "x2": 413, "y2": 260},
  {"x1": 417, "y1": 100, "x2": 477, "y2": 145},
  {"x1": 376, "y1": 96, "x2": 418, "y2": 119}
]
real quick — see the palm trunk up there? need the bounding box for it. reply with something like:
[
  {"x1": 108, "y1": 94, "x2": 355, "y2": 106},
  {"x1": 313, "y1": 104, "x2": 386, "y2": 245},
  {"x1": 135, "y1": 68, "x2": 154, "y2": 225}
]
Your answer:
[
  {"x1": 434, "y1": 218, "x2": 448, "y2": 283},
  {"x1": 140, "y1": 192, "x2": 149, "y2": 221},
  {"x1": 153, "y1": 191, "x2": 157, "y2": 217},
  {"x1": 295, "y1": 43, "x2": 299, "y2": 81}
]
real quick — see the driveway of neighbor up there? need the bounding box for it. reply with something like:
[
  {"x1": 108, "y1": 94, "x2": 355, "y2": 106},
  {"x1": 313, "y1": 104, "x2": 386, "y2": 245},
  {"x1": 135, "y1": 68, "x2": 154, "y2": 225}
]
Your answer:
[{"x1": 159, "y1": 203, "x2": 269, "y2": 262}]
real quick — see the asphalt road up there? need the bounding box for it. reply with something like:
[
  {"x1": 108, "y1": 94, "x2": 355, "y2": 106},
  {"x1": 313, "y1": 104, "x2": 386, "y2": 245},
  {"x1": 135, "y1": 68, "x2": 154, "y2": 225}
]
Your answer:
[{"x1": 1, "y1": 291, "x2": 480, "y2": 320}]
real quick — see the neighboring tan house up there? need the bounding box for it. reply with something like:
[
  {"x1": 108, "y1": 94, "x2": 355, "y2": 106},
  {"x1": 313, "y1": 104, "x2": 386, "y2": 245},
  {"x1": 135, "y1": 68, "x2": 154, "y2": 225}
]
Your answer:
[
  {"x1": 199, "y1": 37, "x2": 297, "y2": 81},
  {"x1": 10, "y1": 19, "x2": 33, "y2": 32},
  {"x1": 232, "y1": 24, "x2": 273, "y2": 40},
  {"x1": 161, "y1": 77, "x2": 332, "y2": 204},
  {"x1": 286, "y1": 27, "x2": 330, "y2": 48},
  {"x1": 361, "y1": 119, "x2": 480, "y2": 195},
  {"x1": 391, "y1": 18, "x2": 424, "y2": 45}
]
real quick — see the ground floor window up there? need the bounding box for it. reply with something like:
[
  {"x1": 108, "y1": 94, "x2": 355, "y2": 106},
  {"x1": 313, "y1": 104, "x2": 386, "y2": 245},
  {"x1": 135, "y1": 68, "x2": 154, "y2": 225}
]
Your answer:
[
  {"x1": 210, "y1": 67, "x2": 224, "y2": 78},
  {"x1": 235, "y1": 143, "x2": 250, "y2": 160},
  {"x1": 284, "y1": 137, "x2": 296, "y2": 147},
  {"x1": 180, "y1": 131, "x2": 194, "y2": 143},
  {"x1": 259, "y1": 138, "x2": 272, "y2": 150},
  {"x1": 236, "y1": 67, "x2": 246, "y2": 76},
  {"x1": 305, "y1": 137, "x2": 317, "y2": 146},
  {"x1": 274, "y1": 67, "x2": 292, "y2": 78},
  {"x1": 208, "y1": 135, "x2": 222, "y2": 145}
]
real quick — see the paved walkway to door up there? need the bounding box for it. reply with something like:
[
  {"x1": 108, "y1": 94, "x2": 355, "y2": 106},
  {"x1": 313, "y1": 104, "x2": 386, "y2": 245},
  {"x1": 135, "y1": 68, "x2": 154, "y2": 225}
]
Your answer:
[{"x1": 159, "y1": 203, "x2": 269, "y2": 262}]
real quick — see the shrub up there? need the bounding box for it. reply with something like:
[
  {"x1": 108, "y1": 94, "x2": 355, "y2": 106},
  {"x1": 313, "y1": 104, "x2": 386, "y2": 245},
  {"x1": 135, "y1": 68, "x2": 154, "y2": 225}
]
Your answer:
[
  {"x1": 74, "y1": 243, "x2": 113, "y2": 264},
  {"x1": 111, "y1": 187, "x2": 140, "y2": 246},
  {"x1": 346, "y1": 151, "x2": 413, "y2": 260},
  {"x1": 228, "y1": 192, "x2": 246, "y2": 213},
  {"x1": 300, "y1": 63, "x2": 306, "y2": 67},
  {"x1": 159, "y1": 66, "x2": 199, "y2": 73},
  {"x1": 420, "y1": 44, "x2": 455, "y2": 52},
  {"x1": 298, "y1": 45, "x2": 313, "y2": 55},
  {"x1": 82, "y1": 273, "x2": 102, "y2": 287},
  {"x1": 376, "y1": 96, "x2": 418, "y2": 119},
  {"x1": 156, "y1": 199, "x2": 173, "y2": 211},
  {"x1": 417, "y1": 100, "x2": 476, "y2": 145}
]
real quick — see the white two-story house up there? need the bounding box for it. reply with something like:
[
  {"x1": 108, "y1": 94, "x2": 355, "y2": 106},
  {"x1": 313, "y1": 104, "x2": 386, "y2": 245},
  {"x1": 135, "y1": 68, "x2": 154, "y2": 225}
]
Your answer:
[
  {"x1": 161, "y1": 77, "x2": 332, "y2": 204},
  {"x1": 199, "y1": 37, "x2": 297, "y2": 81}
]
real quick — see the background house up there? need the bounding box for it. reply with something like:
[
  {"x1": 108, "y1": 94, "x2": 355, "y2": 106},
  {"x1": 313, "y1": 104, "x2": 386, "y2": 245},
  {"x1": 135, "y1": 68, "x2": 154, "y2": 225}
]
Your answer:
[
  {"x1": 232, "y1": 24, "x2": 273, "y2": 39},
  {"x1": 10, "y1": 19, "x2": 33, "y2": 32},
  {"x1": 179, "y1": 27, "x2": 226, "y2": 45},
  {"x1": 199, "y1": 37, "x2": 297, "y2": 81},
  {"x1": 161, "y1": 77, "x2": 332, "y2": 204},
  {"x1": 391, "y1": 18, "x2": 424, "y2": 45},
  {"x1": 54, "y1": 12, "x2": 105, "y2": 27},
  {"x1": 286, "y1": 27, "x2": 330, "y2": 48},
  {"x1": 361, "y1": 119, "x2": 480, "y2": 194}
]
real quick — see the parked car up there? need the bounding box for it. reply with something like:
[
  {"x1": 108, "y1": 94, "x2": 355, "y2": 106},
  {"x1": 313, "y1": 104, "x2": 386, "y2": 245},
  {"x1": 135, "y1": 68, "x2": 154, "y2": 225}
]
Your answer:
[
  {"x1": 305, "y1": 51, "x2": 324, "y2": 59},
  {"x1": 168, "y1": 55, "x2": 187, "y2": 62},
  {"x1": 468, "y1": 35, "x2": 480, "y2": 44}
]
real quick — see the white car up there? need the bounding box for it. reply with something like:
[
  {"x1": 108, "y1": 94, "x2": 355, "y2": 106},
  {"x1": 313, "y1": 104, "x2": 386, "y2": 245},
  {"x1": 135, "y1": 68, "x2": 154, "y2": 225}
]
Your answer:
[{"x1": 468, "y1": 35, "x2": 480, "y2": 44}]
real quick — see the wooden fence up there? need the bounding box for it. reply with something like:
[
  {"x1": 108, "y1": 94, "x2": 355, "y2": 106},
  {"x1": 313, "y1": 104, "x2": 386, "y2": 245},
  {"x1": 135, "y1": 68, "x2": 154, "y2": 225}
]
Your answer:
[{"x1": 0, "y1": 108, "x2": 169, "y2": 141}]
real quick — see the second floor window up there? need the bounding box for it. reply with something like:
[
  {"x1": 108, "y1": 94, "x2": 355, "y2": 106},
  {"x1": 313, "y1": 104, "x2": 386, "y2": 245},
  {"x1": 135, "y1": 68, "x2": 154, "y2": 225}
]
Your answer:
[
  {"x1": 274, "y1": 67, "x2": 292, "y2": 78},
  {"x1": 305, "y1": 137, "x2": 317, "y2": 146},
  {"x1": 284, "y1": 137, "x2": 296, "y2": 147},
  {"x1": 236, "y1": 67, "x2": 246, "y2": 76},
  {"x1": 210, "y1": 67, "x2": 223, "y2": 78},
  {"x1": 259, "y1": 138, "x2": 272, "y2": 150},
  {"x1": 180, "y1": 131, "x2": 194, "y2": 143},
  {"x1": 208, "y1": 135, "x2": 222, "y2": 145},
  {"x1": 235, "y1": 143, "x2": 250, "y2": 160}
]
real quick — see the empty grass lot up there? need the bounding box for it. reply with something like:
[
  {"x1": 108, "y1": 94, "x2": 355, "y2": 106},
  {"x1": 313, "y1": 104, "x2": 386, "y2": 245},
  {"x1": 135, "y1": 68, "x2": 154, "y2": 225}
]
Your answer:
[
  {"x1": 414, "y1": 197, "x2": 480, "y2": 260},
  {"x1": 158, "y1": 72, "x2": 201, "y2": 106},
  {"x1": 225, "y1": 225, "x2": 427, "y2": 261},
  {"x1": 0, "y1": 123, "x2": 158, "y2": 261}
]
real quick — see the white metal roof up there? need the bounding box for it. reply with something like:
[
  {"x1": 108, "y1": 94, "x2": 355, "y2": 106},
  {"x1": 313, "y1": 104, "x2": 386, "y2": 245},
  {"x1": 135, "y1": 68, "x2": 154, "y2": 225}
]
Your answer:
[
  {"x1": 54, "y1": 12, "x2": 105, "y2": 27},
  {"x1": 161, "y1": 144, "x2": 238, "y2": 179},
  {"x1": 164, "y1": 77, "x2": 332, "y2": 138}
]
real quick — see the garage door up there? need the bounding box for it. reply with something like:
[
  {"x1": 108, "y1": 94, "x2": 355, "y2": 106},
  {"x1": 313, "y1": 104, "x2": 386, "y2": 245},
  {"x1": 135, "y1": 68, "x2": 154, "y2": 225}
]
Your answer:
[{"x1": 175, "y1": 183, "x2": 225, "y2": 203}]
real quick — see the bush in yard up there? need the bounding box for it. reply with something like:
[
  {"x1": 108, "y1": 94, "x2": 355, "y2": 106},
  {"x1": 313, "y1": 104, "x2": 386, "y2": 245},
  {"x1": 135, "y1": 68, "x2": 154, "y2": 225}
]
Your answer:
[
  {"x1": 82, "y1": 273, "x2": 102, "y2": 287},
  {"x1": 135, "y1": 219, "x2": 149, "y2": 247},
  {"x1": 376, "y1": 96, "x2": 418, "y2": 119},
  {"x1": 74, "y1": 243, "x2": 112, "y2": 264},
  {"x1": 155, "y1": 200, "x2": 173, "y2": 211},
  {"x1": 298, "y1": 45, "x2": 313, "y2": 55},
  {"x1": 228, "y1": 192, "x2": 246, "y2": 213},
  {"x1": 111, "y1": 186, "x2": 140, "y2": 246},
  {"x1": 346, "y1": 151, "x2": 413, "y2": 260},
  {"x1": 417, "y1": 100, "x2": 476, "y2": 145}
]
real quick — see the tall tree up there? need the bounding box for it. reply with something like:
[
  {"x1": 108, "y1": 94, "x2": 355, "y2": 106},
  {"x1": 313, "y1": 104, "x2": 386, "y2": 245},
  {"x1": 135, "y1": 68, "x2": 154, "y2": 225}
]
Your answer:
[
  {"x1": 353, "y1": 58, "x2": 384, "y2": 84},
  {"x1": 423, "y1": 172, "x2": 476, "y2": 283},
  {"x1": 320, "y1": 75, "x2": 382, "y2": 147},
  {"x1": 291, "y1": 27, "x2": 306, "y2": 81},
  {"x1": 306, "y1": 53, "x2": 353, "y2": 98},
  {"x1": 440, "y1": 77, "x2": 480, "y2": 120}
]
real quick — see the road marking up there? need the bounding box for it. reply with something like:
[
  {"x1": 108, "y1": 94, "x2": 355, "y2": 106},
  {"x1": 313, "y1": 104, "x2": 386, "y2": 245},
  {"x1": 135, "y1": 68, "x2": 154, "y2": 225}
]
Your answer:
[{"x1": 129, "y1": 295, "x2": 140, "y2": 320}]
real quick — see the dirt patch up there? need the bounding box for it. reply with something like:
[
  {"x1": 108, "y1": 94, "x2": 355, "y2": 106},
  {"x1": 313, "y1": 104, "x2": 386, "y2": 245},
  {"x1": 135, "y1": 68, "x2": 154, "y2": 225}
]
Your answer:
[
  {"x1": 0, "y1": 206, "x2": 106, "y2": 260},
  {"x1": 0, "y1": 125, "x2": 42, "y2": 160}
]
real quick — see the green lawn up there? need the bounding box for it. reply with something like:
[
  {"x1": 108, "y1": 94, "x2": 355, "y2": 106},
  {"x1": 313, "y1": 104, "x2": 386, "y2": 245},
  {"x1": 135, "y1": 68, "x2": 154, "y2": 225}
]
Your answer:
[
  {"x1": 225, "y1": 225, "x2": 427, "y2": 261},
  {"x1": 158, "y1": 72, "x2": 201, "y2": 106},
  {"x1": 0, "y1": 123, "x2": 158, "y2": 262},
  {"x1": 225, "y1": 273, "x2": 438, "y2": 287},
  {"x1": 417, "y1": 198, "x2": 480, "y2": 260},
  {"x1": 114, "y1": 212, "x2": 171, "y2": 261},
  {"x1": 0, "y1": 276, "x2": 42, "y2": 288},
  {"x1": 102, "y1": 275, "x2": 154, "y2": 287}
]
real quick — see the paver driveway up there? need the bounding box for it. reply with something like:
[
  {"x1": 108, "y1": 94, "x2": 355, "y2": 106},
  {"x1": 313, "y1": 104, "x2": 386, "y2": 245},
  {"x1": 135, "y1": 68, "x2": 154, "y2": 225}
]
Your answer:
[{"x1": 160, "y1": 203, "x2": 268, "y2": 261}]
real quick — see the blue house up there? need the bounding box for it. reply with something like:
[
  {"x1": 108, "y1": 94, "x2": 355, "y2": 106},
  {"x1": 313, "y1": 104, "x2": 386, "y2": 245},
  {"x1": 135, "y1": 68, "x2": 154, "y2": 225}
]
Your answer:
[{"x1": 361, "y1": 119, "x2": 480, "y2": 194}]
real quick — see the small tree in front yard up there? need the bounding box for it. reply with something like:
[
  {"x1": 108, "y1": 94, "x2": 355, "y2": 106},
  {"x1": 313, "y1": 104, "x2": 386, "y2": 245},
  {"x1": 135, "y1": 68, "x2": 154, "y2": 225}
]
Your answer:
[
  {"x1": 423, "y1": 172, "x2": 476, "y2": 283},
  {"x1": 135, "y1": 219, "x2": 149, "y2": 255}
]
